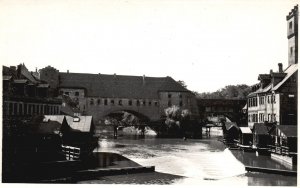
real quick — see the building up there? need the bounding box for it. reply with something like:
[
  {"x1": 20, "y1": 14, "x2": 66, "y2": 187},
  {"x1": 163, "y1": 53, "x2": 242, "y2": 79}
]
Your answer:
[
  {"x1": 269, "y1": 125, "x2": 297, "y2": 165},
  {"x1": 43, "y1": 115, "x2": 97, "y2": 159},
  {"x1": 287, "y1": 5, "x2": 298, "y2": 66},
  {"x1": 2, "y1": 64, "x2": 62, "y2": 120},
  {"x1": 252, "y1": 123, "x2": 273, "y2": 149},
  {"x1": 247, "y1": 5, "x2": 298, "y2": 128},
  {"x1": 39, "y1": 66, "x2": 199, "y2": 125},
  {"x1": 196, "y1": 99, "x2": 247, "y2": 125},
  {"x1": 239, "y1": 127, "x2": 253, "y2": 146}
]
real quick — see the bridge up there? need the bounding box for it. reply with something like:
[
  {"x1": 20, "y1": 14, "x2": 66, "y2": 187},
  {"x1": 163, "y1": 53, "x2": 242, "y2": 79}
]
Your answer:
[{"x1": 196, "y1": 99, "x2": 247, "y2": 126}]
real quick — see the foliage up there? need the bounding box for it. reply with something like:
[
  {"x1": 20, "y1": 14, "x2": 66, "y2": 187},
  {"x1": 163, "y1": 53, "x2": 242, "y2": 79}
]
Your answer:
[
  {"x1": 177, "y1": 80, "x2": 187, "y2": 89},
  {"x1": 195, "y1": 84, "x2": 251, "y2": 99},
  {"x1": 164, "y1": 106, "x2": 190, "y2": 127}
]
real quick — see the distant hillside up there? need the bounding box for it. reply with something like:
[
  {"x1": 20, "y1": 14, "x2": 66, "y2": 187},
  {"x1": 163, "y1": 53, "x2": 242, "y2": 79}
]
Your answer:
[{"x1": 195, "y1": 84, "x2": 251, "y2": 100}]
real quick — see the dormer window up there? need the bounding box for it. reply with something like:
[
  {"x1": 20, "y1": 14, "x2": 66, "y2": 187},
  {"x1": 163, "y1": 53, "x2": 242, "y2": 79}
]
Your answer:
[{"x1": 73, "y1": 117, "x2": 80, "y2": 122}]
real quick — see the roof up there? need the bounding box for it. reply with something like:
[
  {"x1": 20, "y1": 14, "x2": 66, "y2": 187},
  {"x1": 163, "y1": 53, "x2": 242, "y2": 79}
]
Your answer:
[
  {"x1": 3, "y1": 75, "x2": 12, "y2": 81},
  {"x1": 65, "y1": 115, "x2": 93, "y2": 132},
  {"x1": 13, "y1": 79, "x2": 28, "y2": 84},
  {"x1": 37, "y1": 84, "x2": 50, "y2": 88},
  {"x1": 240, "y1": 127, "x2": 252, "y2": 134},
  {"x1": 276, "y1": 125, "x2": 297, "y2": 137},
  {"x1": 258, "y1": 74, "x2": 271, "y2": 80},
  {"x1": 59, "y1": 72, "x2": 189, "y2": 98},
  {"x1": 36, "y1": 121, "x2": 62, "y2": 134},
  {"x1": 248, "y1": 64, "x2": 297, "y2": 96},
  {"x1": 19, "y1": 64, "x2": 39, "y2": 84},
  {"x1": 43, "y1": 115, "x2": 66, "y2": 124},
  {"x1": 225, "y1": 122, "x2": 238, "y2": 131},
  {"x1": 272, "y1": 64, "x2": 298, "y2": 91}
]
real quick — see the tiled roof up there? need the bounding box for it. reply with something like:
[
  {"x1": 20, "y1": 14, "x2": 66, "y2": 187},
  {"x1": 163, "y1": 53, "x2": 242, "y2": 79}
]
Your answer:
[
  {"x1": 272, "y1": 64, "x2": 298, "y2": 91},
  {"x1": 43, "y1": 115, "x2": 66, "y2": 124},
  {"x1": 59, "y1": 72, "x2": 189, "y2": 98},
  {"x1": 65, "y1": 115, "x2": 93, "y2": 132},
  {"x1": 43, "y1": 115, "x2": 93, "y2": 132},
  {"x1": 276, "y1": 125, "x2": 297, "y2": 137},
  {"x1": 19, "y1": 64, "x2": 39, "y2": 84}
]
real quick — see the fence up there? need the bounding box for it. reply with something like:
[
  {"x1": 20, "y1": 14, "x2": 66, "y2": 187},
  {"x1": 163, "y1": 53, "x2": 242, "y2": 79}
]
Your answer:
[{"x1": 61, "y1": 145, "x2": 80, "y2": 160}]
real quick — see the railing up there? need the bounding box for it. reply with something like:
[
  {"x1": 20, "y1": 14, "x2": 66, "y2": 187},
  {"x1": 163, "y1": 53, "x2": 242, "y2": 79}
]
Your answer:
[
  {"x1": 61, "y1": 145, "x2": 80, "y2": 161},
  {"x1": 268, "y1": 145, "x2": 290, "y2": 156}
]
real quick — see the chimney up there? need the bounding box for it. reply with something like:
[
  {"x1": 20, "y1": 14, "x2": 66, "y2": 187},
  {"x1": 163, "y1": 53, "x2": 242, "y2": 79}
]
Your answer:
[
  {"x1": 278, "y1": 63, "x2": 283, "y2": 73},
  {"x1": 9, "y1": 66, "x2": 16, "y2": 71},
  {"x1": 114, "y1": 73, "x2": 116, "y2": 78},
  {"x1": 35, "y1": 67, "x2": 38, "y2": 72},
  {"x1": 142, "y1": 75, "x2": 146, "y2": 85},
  {"x1": 67, "y1": 70, "x2": 69, "y2": 73},
  {"x1": 270, "y1": 69, "x2": 273, "y2": 75}
]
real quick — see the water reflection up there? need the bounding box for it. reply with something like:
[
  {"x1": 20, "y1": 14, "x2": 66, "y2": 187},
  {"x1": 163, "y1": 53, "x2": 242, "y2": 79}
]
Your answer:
[
  {"x1": 83, "y1": 152, "x2": 141, "y2": 169},
  {"x1": 230, "y1": 150, "x2": 297, "y2": 171}
]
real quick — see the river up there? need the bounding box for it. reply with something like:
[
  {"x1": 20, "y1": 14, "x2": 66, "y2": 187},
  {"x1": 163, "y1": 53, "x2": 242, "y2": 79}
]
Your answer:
[{"x1": 83, "y1": 128, "x2": 297, "y2": 186}]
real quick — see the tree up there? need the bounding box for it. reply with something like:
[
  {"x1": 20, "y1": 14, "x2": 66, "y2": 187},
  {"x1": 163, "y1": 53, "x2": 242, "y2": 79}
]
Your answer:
[
  {"x1": 177, "y1": 80, "x2": 187, "y2": 89},
  {"x1": 164, "y1": 105, "x2": 191, "y2": 137},
  {"x1": 195, "y1": 84, "x2": 251, "y2": 99}
]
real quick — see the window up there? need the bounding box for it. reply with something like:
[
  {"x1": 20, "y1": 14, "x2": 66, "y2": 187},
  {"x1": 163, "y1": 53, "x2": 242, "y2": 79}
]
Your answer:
[
  {"x1": 128, "y1": 100, "x2": 132, "y2": 106},
  {"x1": 75, "y1": 91, "x2": 79, "y2": 96},
  {"x1": 179, "y1": 101, "x2": 183, "y2": 107},
  {"x1": 267, "y1": 96, "x2": 270, "y2": 103},
  {"x1": 290, "y1": 47, "x2": 293, "y2": 56},
  {"x1": 118, "y1": 100, "x2": 122, "y2": 106},
  {"x1": 273, "y1": 114, "x2": 276, "y2": 122},
  {"x1": 154, "y1": 101, "x2": 158, "y2": 106},
  {"x1": 136, "y1": 100, "x2": 140, "y2": 106},
  {"x1": 142, "y1": 100, "x2": 146, "y2": 106},
  {"x1": 19, "y1": 104, "x2": 23, "y2": 115},
  {"x1": 268, "y1": 114, "x2": 271, "y2": 122},
  {"x1": 90, "y1": 98, "x2": 94, "y2": 105},
  {"x1": 168, "y1": 94, "x2": 172, "y2": 98},
  {"x1": 97, "y1": 99, "x2": 101, "y2": 105},
  {"x1": 111, "y1": 100, "x2": 114, "y2": 105},
  {"x1": 24, "y1": 103, "x2": 27, "y2": 115},
  {"x1": 273, "y1": 95, "x2": 276, "y2": 103},
  {"x1": 289, "y1": 21, "x2": 293, "y2": 30},
  {"x1": 148, "y1": 101, "x2": 152, "y2": 106},
  {"x1": 104, "y1": 99, "x2": 108, "y2": 105}
]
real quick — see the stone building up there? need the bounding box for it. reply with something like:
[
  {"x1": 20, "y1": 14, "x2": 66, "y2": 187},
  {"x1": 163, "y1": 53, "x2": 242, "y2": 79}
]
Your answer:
[
  {"x1": 39, "y1": 67, "x2": 199, "y2": 124},
  {"x1": 247, "y1": 5, "x2": 298, "y2": 129}
]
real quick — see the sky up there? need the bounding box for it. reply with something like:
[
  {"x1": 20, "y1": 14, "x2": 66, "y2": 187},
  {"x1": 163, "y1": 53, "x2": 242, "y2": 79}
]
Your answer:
[{"x1": 0, "y1": 0, "x2": 298, "y2": 92}]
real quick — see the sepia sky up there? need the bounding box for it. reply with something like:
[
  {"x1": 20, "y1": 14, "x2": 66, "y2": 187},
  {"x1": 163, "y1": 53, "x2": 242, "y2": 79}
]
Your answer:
[{"x1": 0, "y1": 0, "x2": 298, "y2": 92}]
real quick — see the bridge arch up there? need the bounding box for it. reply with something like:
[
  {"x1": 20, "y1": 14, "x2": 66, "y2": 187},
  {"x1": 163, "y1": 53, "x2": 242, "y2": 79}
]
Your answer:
[{"x1": 103, "y1": 109, "x2": 151, "y2": 122}]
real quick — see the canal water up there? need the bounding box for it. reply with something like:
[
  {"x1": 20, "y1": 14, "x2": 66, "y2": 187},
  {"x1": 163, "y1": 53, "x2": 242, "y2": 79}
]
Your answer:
[{"x1": 87, "y1": 128, "x2": 297, "y2": 186}]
